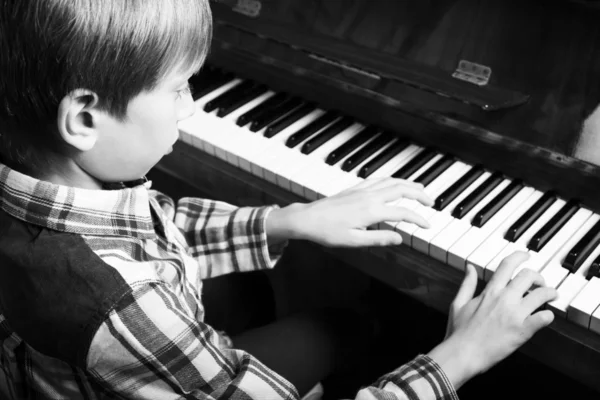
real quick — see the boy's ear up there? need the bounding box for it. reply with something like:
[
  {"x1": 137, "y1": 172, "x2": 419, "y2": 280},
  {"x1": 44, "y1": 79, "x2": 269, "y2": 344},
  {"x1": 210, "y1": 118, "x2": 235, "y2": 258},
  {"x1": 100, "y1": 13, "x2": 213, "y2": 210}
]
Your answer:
[{"x1": 56, "y1": 89, "x2": 102, "y2": 152}]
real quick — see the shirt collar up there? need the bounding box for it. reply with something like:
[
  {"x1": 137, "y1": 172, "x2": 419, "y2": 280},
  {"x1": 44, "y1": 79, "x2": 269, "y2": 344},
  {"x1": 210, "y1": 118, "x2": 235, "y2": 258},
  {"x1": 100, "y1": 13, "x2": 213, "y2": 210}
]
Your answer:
[{"x1": 0, "y1": 163, "x2": 156, "y2": 239}]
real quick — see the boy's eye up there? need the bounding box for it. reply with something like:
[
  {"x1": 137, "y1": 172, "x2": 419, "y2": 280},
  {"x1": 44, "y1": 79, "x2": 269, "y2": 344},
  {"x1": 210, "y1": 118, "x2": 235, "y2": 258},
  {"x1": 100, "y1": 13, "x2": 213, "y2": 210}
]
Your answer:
[{"x1": 177, "y1": 83, "x2": 193, "y2": 99}]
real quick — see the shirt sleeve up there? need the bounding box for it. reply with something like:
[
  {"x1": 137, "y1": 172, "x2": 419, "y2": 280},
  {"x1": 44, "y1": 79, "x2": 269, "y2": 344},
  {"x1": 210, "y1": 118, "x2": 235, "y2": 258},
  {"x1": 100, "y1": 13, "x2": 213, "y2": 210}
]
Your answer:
[
  {"x1": 355, "y1": 355, "x2": 459, "y2": 400},
  {"x1": 149, "y1": 190, "x2": 286, "y2": 279},
  {"x1": 86, "y1": 283, "x2": 457, "y2": 400},
  {"x1": 87, "y1": 282, "x2": 300, "y2": 400}
]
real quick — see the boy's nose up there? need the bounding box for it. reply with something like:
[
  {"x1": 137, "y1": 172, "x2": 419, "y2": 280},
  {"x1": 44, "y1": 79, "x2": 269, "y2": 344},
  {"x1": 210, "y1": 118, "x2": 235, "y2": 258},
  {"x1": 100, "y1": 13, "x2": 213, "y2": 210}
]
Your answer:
[{"x1": 177, "y1": 92, "x2": 196, "y2": 121}]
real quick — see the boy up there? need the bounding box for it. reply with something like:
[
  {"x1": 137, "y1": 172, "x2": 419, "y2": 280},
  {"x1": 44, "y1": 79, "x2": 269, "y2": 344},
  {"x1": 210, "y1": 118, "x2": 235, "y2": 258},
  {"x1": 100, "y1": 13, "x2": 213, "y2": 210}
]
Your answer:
[{"x1": 0, "y1": 1, "x2": 557, "y2": 399}]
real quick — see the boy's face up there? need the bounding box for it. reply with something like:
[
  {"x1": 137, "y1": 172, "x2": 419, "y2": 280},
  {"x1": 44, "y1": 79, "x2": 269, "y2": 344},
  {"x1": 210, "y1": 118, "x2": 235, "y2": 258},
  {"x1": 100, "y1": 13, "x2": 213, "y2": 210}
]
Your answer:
[{"x1": 79, "y1": 68, "x2": 196, "y2": 183}]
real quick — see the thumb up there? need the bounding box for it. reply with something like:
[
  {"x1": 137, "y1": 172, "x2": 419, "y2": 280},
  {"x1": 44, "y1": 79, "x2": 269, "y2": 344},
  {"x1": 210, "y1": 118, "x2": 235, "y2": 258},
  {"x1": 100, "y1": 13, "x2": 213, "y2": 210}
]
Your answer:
[{"x1": 452, "y1": 263, "x2": 478, "y2": 310}]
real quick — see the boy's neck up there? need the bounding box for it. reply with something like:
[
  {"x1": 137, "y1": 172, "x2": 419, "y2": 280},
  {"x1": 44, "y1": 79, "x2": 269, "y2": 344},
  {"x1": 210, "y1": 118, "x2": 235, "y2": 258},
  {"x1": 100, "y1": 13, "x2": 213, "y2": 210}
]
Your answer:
[{"x1": 28, "y1": 157, "x2": 104, "y2": 190}]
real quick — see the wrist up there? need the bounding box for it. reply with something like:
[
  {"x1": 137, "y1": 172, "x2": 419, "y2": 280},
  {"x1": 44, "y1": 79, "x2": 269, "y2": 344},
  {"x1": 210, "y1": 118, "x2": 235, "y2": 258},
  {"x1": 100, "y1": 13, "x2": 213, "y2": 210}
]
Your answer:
[
  {"x1": 266, "y1": 203, "x2": 308, "y2": 242},
  {"x1": 427, "y1": 335, "x2": 480, "y2": 391}
]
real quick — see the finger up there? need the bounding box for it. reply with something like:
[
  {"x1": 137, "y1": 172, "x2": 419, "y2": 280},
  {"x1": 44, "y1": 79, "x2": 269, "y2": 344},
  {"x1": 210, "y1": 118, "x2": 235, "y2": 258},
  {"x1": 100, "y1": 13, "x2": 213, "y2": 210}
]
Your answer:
[
  {"x1": 521, "y1": 286, "x2": 558, "y2": 315},
  {"x1": 347, "y1": 228, "x2": 403, "y2": 247},
  {"x1": 524, "y1": 309, "x2": 555, "y2": 333},
  {"x1": 380, "y1": 206, "x2": 431, "y2": 229},
  {"x1": 507, "y1": 268, "x2": 545, "y2": 296},
  {"x1": 488, "y1": 251, "x2": 530, "y2": 290},
  {"x1": 380, "y1": 184, "x2": 433, "y2": 207},
  {"x1": 452, "y1": 263, "x2": 478, "y2": 311}
]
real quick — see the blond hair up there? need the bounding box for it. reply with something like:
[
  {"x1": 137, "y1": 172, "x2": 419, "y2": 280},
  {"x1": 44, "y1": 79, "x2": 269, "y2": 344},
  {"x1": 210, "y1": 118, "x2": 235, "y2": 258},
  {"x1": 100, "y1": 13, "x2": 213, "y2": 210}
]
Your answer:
[{"x1": 0, "y1": 0, "x2": 212, "y2": 169}]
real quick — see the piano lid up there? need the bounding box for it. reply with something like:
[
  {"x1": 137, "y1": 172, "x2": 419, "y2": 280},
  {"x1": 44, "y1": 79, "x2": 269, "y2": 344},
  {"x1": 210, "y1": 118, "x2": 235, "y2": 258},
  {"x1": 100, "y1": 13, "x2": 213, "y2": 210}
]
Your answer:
[{"x1": 209, "y1": 0, "x2": 600, "y2": 163}]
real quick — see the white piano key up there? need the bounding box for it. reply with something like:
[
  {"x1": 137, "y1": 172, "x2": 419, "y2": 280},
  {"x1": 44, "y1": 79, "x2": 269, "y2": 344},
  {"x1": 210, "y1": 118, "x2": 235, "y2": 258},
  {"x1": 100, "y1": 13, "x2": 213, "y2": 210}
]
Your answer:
[
  {"x1": 483, "y1": 198, "x2": 567, "y2": 281},
  {"x1": 568, "y1": 277, "x2": 600, "y2": 329},
  {"x1": 466, "y1": 190, "x2": 544, "y2": 279},
  {"x1": 195, "y1": 78, "x2": 243, "y2": 107},
  {"x1": 362, "y1": 146, "x2": 427, "y2": 224},
  {"x1": 195, "y1": 111, "x2": 264, "y2": 167},
  {"x1": 389, "y1": 153, "x2": 445, "y2": 212},
  {"x1": 346, "y1": 135, "x2": 414, "y2": 180},
  {"x1": 447, "y1": 186, "x2": 535, "y2": 270},
  {"x1": 252, "y1": 109, "x2": 327, "y2": 185},
  {"x1": 303, "y1": 132, "x2": 389, "y2": 198},
  {"x1": 395, "y1": 161, "x2": 471, "y2": 246},
  {"x1": 549, "y1": 274, "x2": 587, "y2": 318},
  {"x1": 289, "y1": 123, "x2": 366, "y2": 199},
  {"x1": 179, "y1": 79, "x2": 245, "y2": 154},
  {"x1": 538, "y1": 263, "x2": 569, "y2": 291},
  {"x1": 518, "y1": 208, "x2": 593, "y2": 282},
  {"x1": 178, "y1": 104, "x2": 222, "y2": 156},
  {"x1": 482, "y1": 242, "x2": 528, "y2": 282},
  {"x1": 429, "y1": 178, "x2": 512, "y2": 264},
  {"x1": 468, "y1": 236, "x2": 509, "y2": 279},
  {"x1": 205, "y1": 112, "x2": 273, "y2": 167},
  {"x1": 590, "y1": 291, "x2": 600, "y2": 334},
  {"x1": 368, "y1": 144, "x2": 423, "y2": 179},
  {"x1": 248, "y1": 113, "x2": 324, "y2": 182},
  {"x1": 412, "y1": 171, "x2": 492, "y2": 255},
  {"x1": 320, "y1": 173, "x2": 361, "y2": 197},
  {"x1": 536, "y1": 213, "x2": 600, "y2": 277},
  {"x1": 545, "y1": 214, "x2": 600, "y2": 316},
  {"x1": 379, "y1": 153, "x2": 445, "y2": 239},
  {"x1": 216, "y1": 91, "x2": 277, "y2": 170}
]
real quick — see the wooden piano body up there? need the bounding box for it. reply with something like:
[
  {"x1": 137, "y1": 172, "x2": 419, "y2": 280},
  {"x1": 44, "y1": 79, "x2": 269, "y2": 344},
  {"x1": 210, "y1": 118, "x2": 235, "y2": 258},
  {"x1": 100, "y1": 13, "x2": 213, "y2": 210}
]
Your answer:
[{"x1": 156, "y1": 0, "x2": 600, "y2": 392}]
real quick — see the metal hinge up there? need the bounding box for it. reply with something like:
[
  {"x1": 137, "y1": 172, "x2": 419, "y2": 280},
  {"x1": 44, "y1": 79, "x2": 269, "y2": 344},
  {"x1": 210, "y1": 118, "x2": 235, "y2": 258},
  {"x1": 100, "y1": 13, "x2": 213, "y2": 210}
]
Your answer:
[
  {"x1": 233, "y1": 0, "x2": 261, "y2": 17},
  {"x1": 452, "y1": 60, "x2": 492, "y2": 86}
]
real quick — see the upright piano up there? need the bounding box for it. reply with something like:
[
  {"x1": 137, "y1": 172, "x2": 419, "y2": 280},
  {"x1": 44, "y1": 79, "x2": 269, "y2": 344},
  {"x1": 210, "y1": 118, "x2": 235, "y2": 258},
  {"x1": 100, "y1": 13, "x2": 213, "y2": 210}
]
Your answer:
[{"x1": 156, "y1": 0, "x2": 600, "y2": 392}]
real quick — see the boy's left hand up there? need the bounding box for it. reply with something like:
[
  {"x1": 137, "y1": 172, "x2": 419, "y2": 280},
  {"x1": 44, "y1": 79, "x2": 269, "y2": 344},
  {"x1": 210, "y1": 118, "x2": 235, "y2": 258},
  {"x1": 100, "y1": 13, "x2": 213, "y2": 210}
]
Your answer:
[{"x1": 268, "y1": 178, "x2": 434, "y2": 248}]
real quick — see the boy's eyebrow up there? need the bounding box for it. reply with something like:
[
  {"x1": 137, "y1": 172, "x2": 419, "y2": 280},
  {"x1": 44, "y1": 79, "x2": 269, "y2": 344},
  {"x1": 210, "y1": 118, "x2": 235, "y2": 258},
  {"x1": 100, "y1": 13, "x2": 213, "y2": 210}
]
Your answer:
[{"x1": 175, "y1": 76, "x2": 194, "y2": 88}]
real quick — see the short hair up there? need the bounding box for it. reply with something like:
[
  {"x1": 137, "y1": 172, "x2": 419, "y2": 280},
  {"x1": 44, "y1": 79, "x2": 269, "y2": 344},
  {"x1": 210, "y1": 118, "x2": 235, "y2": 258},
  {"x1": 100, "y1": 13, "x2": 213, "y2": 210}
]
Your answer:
[{"x1": 0, "y1": 0, "x2": 212, "y2": 170}]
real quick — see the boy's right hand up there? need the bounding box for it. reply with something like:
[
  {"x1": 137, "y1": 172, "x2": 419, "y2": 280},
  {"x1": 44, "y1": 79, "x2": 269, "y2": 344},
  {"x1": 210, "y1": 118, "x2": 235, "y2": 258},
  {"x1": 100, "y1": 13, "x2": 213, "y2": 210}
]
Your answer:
[{"x1": 428, "y1": 251, "x2": 558, "y2": 390}]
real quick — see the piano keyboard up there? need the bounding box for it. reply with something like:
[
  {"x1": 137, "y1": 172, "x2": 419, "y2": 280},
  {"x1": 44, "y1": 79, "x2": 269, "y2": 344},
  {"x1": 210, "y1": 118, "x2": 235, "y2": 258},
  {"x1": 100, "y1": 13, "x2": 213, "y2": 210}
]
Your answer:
[{"x1": 179, "y1": 66, "x2": 600, "y2": 336}]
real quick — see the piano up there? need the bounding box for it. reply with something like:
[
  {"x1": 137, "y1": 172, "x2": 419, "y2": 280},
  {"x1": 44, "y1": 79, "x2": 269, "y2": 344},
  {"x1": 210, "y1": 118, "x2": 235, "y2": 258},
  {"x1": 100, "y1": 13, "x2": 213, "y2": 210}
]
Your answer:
[{"x1": 156, "y1": 0, "x2": 600, "y2": 392}]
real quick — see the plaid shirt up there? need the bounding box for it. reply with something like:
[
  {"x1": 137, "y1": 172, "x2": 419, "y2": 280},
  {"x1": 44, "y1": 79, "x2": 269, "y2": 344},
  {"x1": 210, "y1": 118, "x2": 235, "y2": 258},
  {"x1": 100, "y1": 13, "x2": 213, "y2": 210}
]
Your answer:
[{"x1": 0, "y1": 163, "x2": 458, "y2": 400}]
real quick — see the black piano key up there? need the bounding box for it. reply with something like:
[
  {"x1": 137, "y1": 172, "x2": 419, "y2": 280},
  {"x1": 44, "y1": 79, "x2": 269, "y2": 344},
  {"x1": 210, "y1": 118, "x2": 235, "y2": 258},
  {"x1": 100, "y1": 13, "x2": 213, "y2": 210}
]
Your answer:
[
  {"x1": 204, "y1": 80, "x2": 255, "y2": 113},
  {"x1": 191, "y1": 71, "x2": 235, "y2": 100},
  {"x1": 434, "y1": 165, "x2": 485, "y2": 212},
  {"x1": 186, "y1": 69, "x2": 215, "y2": 97},
  {"x1": 325, "y1": 126, "x2": 378, "y2": 166},
  {"x1": 390, "y1": 148, "x2": 438, "y2": 180},
  {"x1": 301, "y1": 117, "x2": 354, "y2": 155},
  {"x1": 236, "y1": 93, "x2": 289, "y2": 127},
  {"x1": 357, "y1": 139, "x2": 410, "y2": 178},
  {"x1": 341, "y1": 131, "x2": 393, "y2": 172},
  {"x1": 504, "y1": 192, "x2": 557, "y2": 243},
  {"x1": 413, "y1": 154, "x2": 455, "y2": 187},
  {"x1": 527, "y1": 199, "x2": 580, "y2": 252},
  {"x1": 249, "y1": 97, "x2": 304, "y2": 132},
  {"x1": 216, "y1": 84, "x2": 269, "y2": 117},
  {"x1": 451, "y1": 172, "x2": 504, "y2": 220},
  {"x1": 586, "y1": 255, "x2": 600, "y2": 280},
  {"x1": 471, "y1": 180, "x2": 524, "y2": 228},
  {"x1": 285, "y1": 111, "x2": 340, "y2": 148},
  {"x1": 264, "y1": 103, "x2": 317, "y2": 138},
  {"x1": 563, "y1": 219, "x2": 600, "y2": 273}
]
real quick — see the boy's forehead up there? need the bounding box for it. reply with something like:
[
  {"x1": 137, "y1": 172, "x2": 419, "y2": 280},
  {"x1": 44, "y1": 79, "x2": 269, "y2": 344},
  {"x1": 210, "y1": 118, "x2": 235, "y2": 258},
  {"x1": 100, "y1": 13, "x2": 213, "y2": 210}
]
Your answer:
[
  {"x1": 165, "y1": 62, "x2": 199, "y2": 84},
  {"x1": 160, "y1": 66, "x2": 195, "y2": 88}
]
